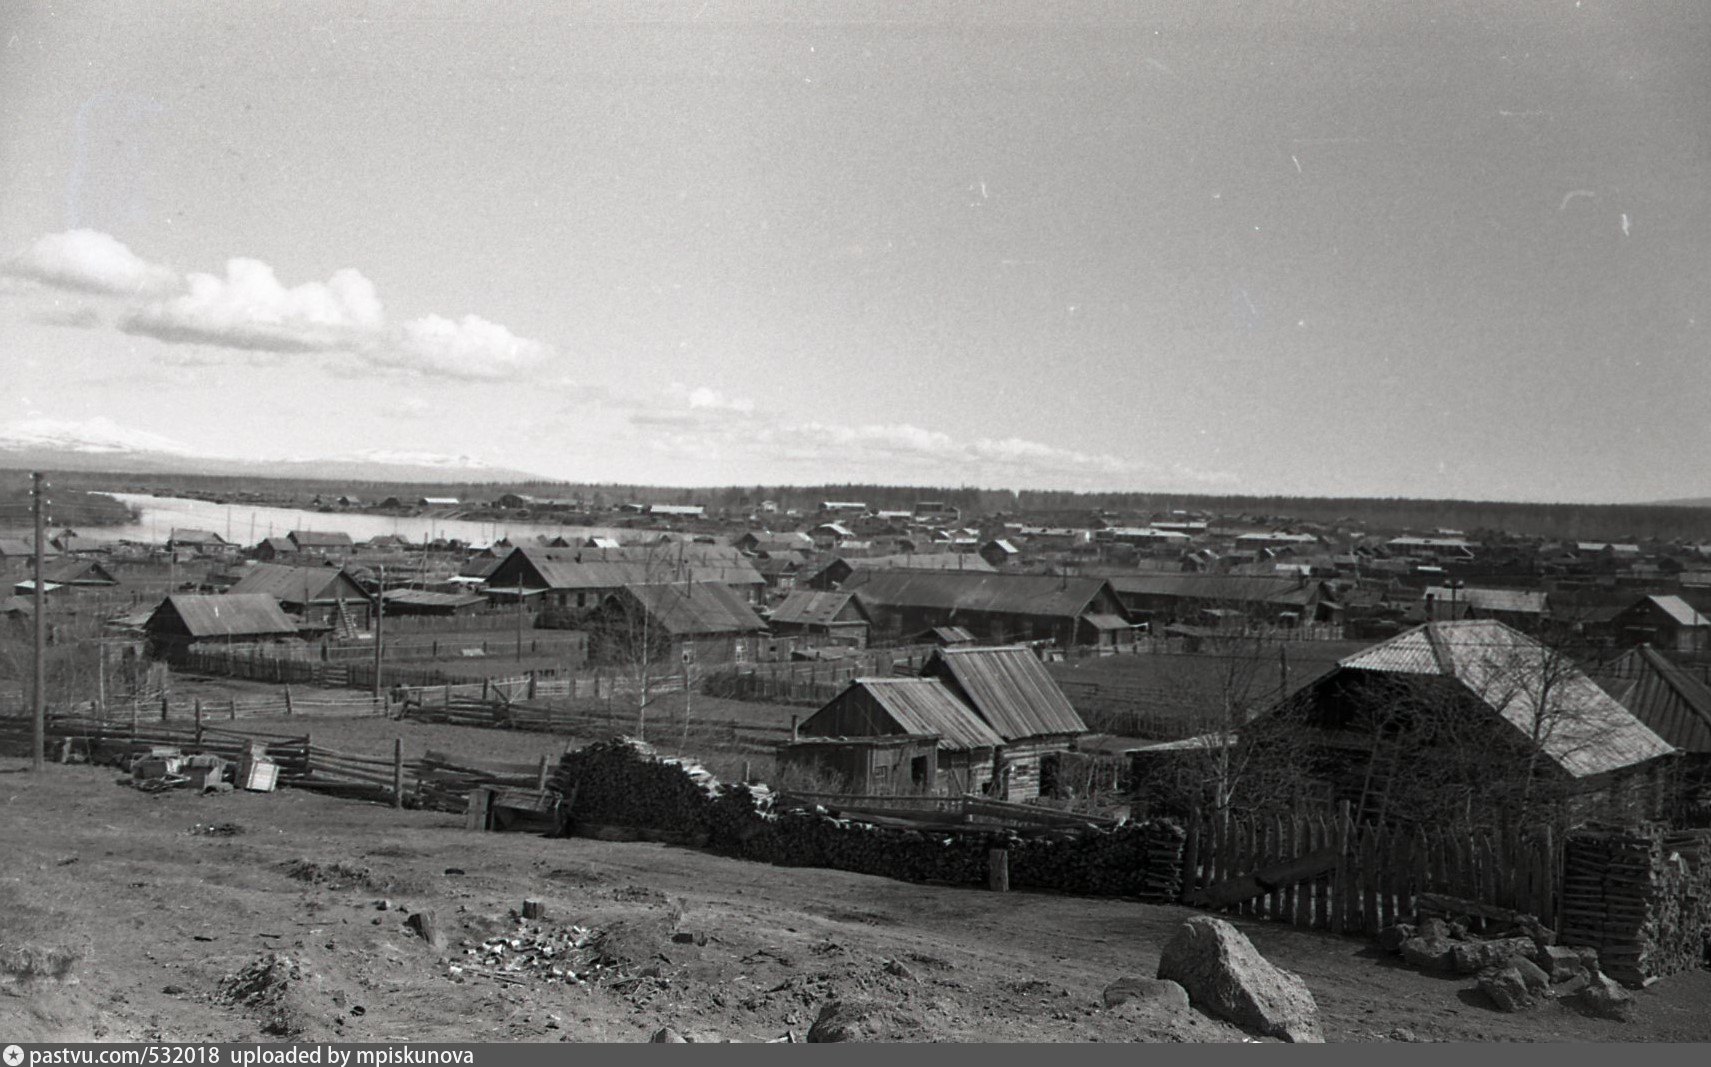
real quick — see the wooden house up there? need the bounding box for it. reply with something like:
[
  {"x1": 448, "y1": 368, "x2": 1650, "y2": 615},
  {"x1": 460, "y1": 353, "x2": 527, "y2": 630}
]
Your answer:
[
  {"x1": 287, "y1": 530, "x2": 355, "y2": 557},
  {"x1": 1104, "y1": 573, "x2": 1340, "y2": 629},
  {"x1": 918, "y1": 645, "x2": 1089, "y2": 801},
  {"x1": 1270, "y1": 621, "x2": 1675, "y2": 827},
  {"x1": 845, "y1": 570, "x2": 1130, "y2": 649},
  {"x1": 1592, "y1": 644, "x2": 1711, "y2": 823},
  {"x1": 787, "y1": 677, "x2": 1006, "y2": 795},
  {"x1": 584, "y1": 581, "x2": 766, "y2": 668},
  {"x1": 485, "y1": 545, "x2": 766, "y2": 613},
  {"x1": 225, "y1": 563, "x2": 373, "y2": 628},
  {"x1": 1604, "y1": 595, "x2": 1711, "y2": 653},
  {"x1": 766, "y1": 590, "x2": 871, "y2": 648},
  {"x1": 143, "y1": 593, "x2": 302, "y2": 660}
]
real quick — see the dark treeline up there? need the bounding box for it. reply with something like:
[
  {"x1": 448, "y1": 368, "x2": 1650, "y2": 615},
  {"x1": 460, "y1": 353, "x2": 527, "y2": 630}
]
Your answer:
[{"x1": 12, "y1": 470, "x2": 1711, "y2": 543}]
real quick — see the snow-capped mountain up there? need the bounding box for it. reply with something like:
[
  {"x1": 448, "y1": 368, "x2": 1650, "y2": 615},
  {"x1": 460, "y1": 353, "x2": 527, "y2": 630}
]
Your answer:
[{"x1": 0, "y1": 418, "x2": 544, "y2": 483}]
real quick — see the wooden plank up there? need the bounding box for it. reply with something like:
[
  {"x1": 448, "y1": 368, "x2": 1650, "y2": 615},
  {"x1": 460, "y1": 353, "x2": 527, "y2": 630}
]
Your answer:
[
  {"x1": 1362, "y1": 826, "x2": 1381, "y2": 936},
  {"x1": 1312, "y1": 815, "x2": 1330, "y2": 930},
  {"x1": 1290, "y1": 815, "x2": 1310, "y2": 929},
  {"x1": 1185, "y1": 846, "x2": 1342, "y2": 909},
  {"x1": 1181, "y1": 808, "x2": 1202, "y2": 902}
]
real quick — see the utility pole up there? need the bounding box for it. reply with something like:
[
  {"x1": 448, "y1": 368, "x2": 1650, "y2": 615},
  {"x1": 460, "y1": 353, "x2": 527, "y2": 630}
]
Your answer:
[
  {"x1": 31, "y1": 471, "x2": 47, "y2": 771},
  {"x1": 372, "y1": 563, "x2": 385, "y2": 699},
  {"x1": 516, "y1": 572, "x2": 525, "y2": 662}
]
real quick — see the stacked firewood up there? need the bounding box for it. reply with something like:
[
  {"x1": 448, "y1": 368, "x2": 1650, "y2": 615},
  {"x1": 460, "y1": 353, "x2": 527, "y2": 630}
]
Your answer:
[
  {"x1": 549, "y1": 737, "x2": 720, "y2": 840},
  {"x1": 1561, "y1": 827, "x2": 1711, "y2": 985}
]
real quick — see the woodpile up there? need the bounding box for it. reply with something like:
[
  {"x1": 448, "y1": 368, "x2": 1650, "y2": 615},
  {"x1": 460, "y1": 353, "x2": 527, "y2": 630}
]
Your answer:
[
  {"x1": 547, "y1": 739, "x2": 1187, "y2": 902},
  {"x1": 1560, "y1": 827, "x2": 1711, "y2": 986}
]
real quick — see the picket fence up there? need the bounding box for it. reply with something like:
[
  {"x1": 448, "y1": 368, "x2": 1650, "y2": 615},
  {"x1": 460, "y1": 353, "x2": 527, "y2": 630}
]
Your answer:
[
  {"x1": 401, "y1": 697, "x2": 790, "y2": 755},
  {"x1": 1180, "y1": 807, "x2": 1561, "y2": 936}
]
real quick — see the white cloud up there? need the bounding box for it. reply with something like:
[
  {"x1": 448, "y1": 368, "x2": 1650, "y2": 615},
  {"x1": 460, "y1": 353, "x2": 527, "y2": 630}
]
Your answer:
[
  {"x1": 122, "y1": 258, "x2": 384, "y2": 353},
  {"x1": 7, "y1": 229, "x2": 555, "y2": 382},
  {"x1": 621, "y1": 386, "x2": 1158, "y2": 489},
  {"x1": 368, "y1": 314, "x2": 551, "y2": 380},
  {"x1": 3, "y1": 229, "x2": 181, "y2": 296}
]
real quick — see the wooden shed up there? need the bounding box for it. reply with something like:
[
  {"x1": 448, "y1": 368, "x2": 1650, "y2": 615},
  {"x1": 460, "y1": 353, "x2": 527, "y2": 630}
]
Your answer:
[{"x1": 794, "y1": 677, "x2": 1007, "y2": 796}]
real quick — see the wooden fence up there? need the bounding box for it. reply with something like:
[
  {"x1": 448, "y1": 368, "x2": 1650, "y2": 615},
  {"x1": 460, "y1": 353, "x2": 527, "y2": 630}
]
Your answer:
[
  {"x1": 1179, "y1": 807, "x2": 1561, "y2": 937},
  {"x1": 701, "y1": 646, "x2": 936, "y2": 706},
  {"x1": 400, "y1": 696, "x2": 790, "y2": 754}
]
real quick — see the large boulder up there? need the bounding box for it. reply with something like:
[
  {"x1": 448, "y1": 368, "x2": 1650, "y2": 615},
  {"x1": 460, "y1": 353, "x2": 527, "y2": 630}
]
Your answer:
[
  {"x1": 806, "y1": 999, "x2": 924, "y2": 1042},
  {"x1": 1543, "y1": 946, "x2": 1588, "y2": 984},
  {"x1": 1478, "y1": 967, "x2": 1536, "y2": 1013},
  {"x1": 1507, "y1": 954, "x2": 1550, "y2": 995},
  {"x1": 1450, "y1": 937, "x2": 1536, "y2": 975},
  {"x1": 1376, "y1": 924, "x2": 1414, "y2": 954},
  {"x1": 1156, "y1": 916, "x2": 1322, "y2": 1043},
  {"x1": 1401, "y1": 935, "x2": 1455, "y2": 972},
  {"x1": 1571, "y1": 974, "x2": 1635, "y2": 1022}
]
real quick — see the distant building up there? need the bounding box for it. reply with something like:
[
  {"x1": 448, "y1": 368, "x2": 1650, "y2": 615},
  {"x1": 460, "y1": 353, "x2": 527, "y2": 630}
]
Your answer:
[
  {"x1": 288, "y1": 530, "x2": 355, "y2": 557},
  {"x1": 1606, "y1": 595, "x2": 1711, "y2": 653},
  {"x1": 144, "y1": 594, "x2": 302, "y2": 660},
  {"x1": 767, "y1": 590, "x2": 871, "y2": 648},
  {"x1": 226, "y1": 563, "x2": 373, "y2": 628}
]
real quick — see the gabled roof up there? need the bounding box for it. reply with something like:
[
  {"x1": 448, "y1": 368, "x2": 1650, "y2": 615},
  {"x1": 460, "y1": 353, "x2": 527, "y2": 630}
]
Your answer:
[
  {"x1": 381, "y1": 589, "x2": 488, "y2": 610},
  {"x1": 1642, "y1": 595, "x2": 1710, "y2": 628},
  {"x1": 169, "y1": 528, "x2": 227, "y2": 545},
  {"x1": 838, "y1": 552, "x2": 996, "y2": 574},
  {"x1": 260, "y1": 536, "x2": 296, "y2": 553},
  {"x1": 289, "y1": 530, "x2": 354, "y2": 548},
  {"x1": 496, "y1": 546, "x2": 764, "y2": 591},
  {"x1": 148, "y1": 594, "x2": 298, "y2": 638},
  {"x1": 769, "y1": 590, "x2": 866, "y2": 627},
  {"x1": 1593, "y1": 645, "x2": 1711, "y2": 752},
  {"x1": 227, "y1": 563, "x2": 364, "y2": 604},
  {"x1": 848, "y1": 570, "x2": 1117, "y2": 620},
  {"x1": 0, "y1": 538, "x2": 39, "y2": 556},
  {"x1": 923, "y1": 645, "x2": 1087, "y2": 740},
  {"x1": 1338, "y1": 621, "x2": 1673, "y2": 777},
  {"x1": 844, "y1": 677, "x2": 1005, "y2": 751},
  {"x1": 616, "y1": 582, "x2": 765, "y2": 636},
  {"x1": 40, "y1": 559, "x2": 118, "y2": 585}
]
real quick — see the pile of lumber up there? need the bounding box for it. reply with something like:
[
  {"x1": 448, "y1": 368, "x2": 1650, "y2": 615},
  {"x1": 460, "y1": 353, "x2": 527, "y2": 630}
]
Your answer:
[{"x1": 1561, "y1": 827, "x2": 1711, "y2": 986}]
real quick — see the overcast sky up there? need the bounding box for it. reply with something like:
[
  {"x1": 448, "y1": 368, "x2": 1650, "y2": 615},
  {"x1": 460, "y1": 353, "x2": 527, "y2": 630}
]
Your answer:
[{"x1": 1, "y1": 1, "x2": 1706, "y2": 502}]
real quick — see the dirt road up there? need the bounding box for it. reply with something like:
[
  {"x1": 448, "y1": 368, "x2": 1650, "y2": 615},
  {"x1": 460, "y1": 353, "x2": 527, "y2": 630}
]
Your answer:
[{"x1": 2, "y1": 759, "x2": 1707, "y2": 1043}]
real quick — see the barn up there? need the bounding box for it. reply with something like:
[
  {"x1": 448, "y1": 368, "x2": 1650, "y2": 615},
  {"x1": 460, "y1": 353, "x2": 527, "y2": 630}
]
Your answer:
[
  {"x1": 788, "y1": 676, "x2": 1007, "y2": 795},
  {"x1": 918, "y1": 645, "x2": 1089, "y2": 801}
]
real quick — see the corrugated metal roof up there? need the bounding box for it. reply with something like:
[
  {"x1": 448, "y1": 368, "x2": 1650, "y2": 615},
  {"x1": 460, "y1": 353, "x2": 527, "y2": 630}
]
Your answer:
[
  {"x1": 382, "y1": 589, "x2": 488, "y2": 609},
  {"x1": 855, "y1": 678, "x2": 1006, "y2": 751},
  {"x1": 924, "y1": 645, "x2": 1087, "y2": 740},
  {"x1": 1594, "y1": 645, "x2": 1711, "y2": 752},
  {"x1": 1339, "y1": 620, "x2": 1674, "y2": 777},
  {"x1": 843, "y1": 553, "x2": 996, "y2": 574},
  {"x1": 769, "y1": 590, "x2": 863, "y2": 627},
  {"x1": 169, "y1": 528, "x2": 227, "y2": 545},
  {"x1": 228, "y1": 563, "x2": 363, "y2": 604},
  {"x1": 849, "y1": 570, "x2": 1118, "y2": 619},
  {"x1": 152, "y1": 594, "x2": 298, "y2": 638},
  {"x1": 619, "y1": 582, "x2": 765, "y2": 636},
  {"x1": 40, "y1": 559, "x2": 117, "y2": 585}
]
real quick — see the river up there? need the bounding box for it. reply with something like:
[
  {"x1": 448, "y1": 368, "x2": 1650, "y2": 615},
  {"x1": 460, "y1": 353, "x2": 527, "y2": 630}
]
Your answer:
[{"x1": 75, "y1": 493, "x2": 635, "y2": 547}]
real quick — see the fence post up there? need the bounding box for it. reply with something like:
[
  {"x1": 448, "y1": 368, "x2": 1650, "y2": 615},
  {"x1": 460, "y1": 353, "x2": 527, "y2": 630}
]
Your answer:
[
  {"x1": 284, "y1": 685, "x2": 294, "y2": 716},
  {"x1": 988, "y1": 848, "x2": 1010, "y2": 892},
  {"x1": 1331, "y1": 800, "x2": 1352, "y2": 935},
  {"x1": 393, "y1": 738, "x2": 404, "y2": 810},
  {"x1": 304, "y1": 731, "x2": 313, "y2": 776},
  {"x1": 229, "y1": 698, "x2": 237, "y2": 722},
  {"x1": 161, "y1": 693, "x2": 169, "y2": 722},
  {"x1": 536, "y1": 753, "x2": 549, "y2": 792},
  {"x1": 193, "y1": 699, "x2": 203, "y2": 747}
]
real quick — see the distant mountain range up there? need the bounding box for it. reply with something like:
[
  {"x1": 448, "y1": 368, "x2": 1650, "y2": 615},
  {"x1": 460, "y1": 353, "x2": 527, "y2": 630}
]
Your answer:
[{"x1": 0, "y1": 419, "x2": 546, "y2": 484}]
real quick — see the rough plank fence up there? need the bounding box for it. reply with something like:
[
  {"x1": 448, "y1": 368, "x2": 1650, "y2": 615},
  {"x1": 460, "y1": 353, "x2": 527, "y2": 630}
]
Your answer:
[
  {"x1": 1178, "y1": 807, "x2": 1562, "y2": 939},
  {"x1": 400, "y1": 697, "x2": 791, "y2": 756},
  {"x1": 701, "y1": 645, "x2": 937, "y2": 706}
]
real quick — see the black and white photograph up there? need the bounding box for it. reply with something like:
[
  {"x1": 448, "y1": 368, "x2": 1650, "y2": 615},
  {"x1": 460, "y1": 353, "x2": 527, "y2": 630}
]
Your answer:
[{"x1": 1, "y1": 0, "x2": 1709, "y2": 1046}]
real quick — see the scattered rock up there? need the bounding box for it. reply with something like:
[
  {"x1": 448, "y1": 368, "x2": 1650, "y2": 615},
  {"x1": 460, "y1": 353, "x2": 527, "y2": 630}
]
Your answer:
[
  {"x1": 1388, "y1": 1026, "x2": 1416, "y2": 1042},
  {"x1": 670, "y1": 931, "x2": 708, "y2": 946},
  {"x1": 1507, "y1": 954, "x2": 1550, "y2": 994},
  {"x1": 1544, "y1": 946, "x2": 1586, "y2": 983},
  {"x1": 1401, "y1": 936, "x2": 1455, "y2": 972},
  {"x1": 649, "y1": 1027, "x2": 687, "y2": 1043},
  {"x1": 883, "y1": 959, "x2": 917, "y2": 982},
  {"x1": 1377, "y1": 923, "x2": 1414, "y2": 954},
  {"x1": 1102, "y1": 976, "x2": 1190, "y2": 1012},
  {"x1": 1450, "y1": 937, "x2": 1536, "y2": 974},
  {"x1": 1416, "y1": 918, "x2": 1451, "y2": 942},
  {"x1": 1156, "y1": 916, "x2": 1323, "y2": 1043},
  {"x1": 1572, "y1": 974, "x2": 1635, "y2": 1022},
  {"x1": 405, "y1": 912, "x2": 442, "y2": 948},
  {"x1": 806, "y1": 998, "x2": 924, "y2": 1042},
  {"x1": 1478, "y1": 966, "x2": 1535, "y2": 1013},
  {"x1": 161, "y1": 984, "x2": 185, "y2": 995}
]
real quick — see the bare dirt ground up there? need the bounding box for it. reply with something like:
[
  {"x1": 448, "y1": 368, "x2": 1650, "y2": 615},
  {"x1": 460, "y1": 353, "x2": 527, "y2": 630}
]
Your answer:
[{"x1": 4, "y1": 756, "x2": 1710, "y2": 1044}]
